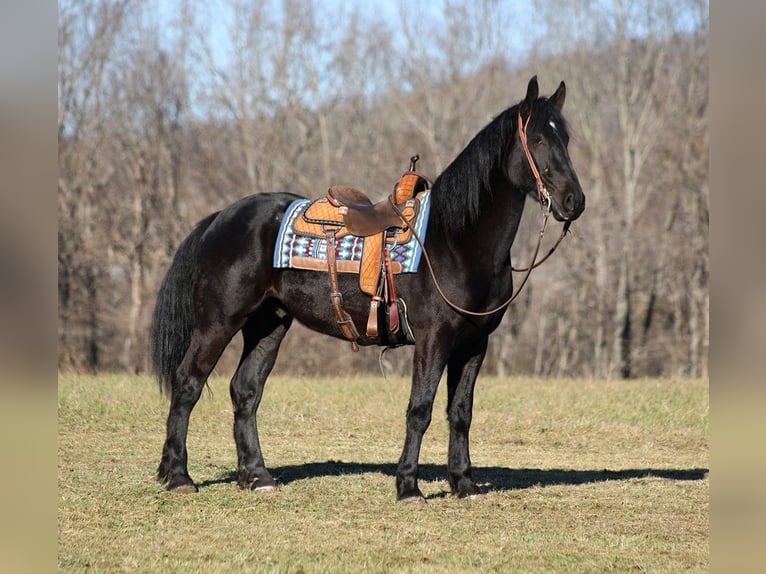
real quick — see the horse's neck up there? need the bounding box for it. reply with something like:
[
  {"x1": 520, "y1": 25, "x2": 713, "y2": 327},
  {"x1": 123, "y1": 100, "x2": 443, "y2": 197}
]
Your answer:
[
  {"x1": 431, "y1": 180, "x2": 526, "y2": 271},
  {"x1": 477, "y1": 185, "x2": 525, "y2": 267}
]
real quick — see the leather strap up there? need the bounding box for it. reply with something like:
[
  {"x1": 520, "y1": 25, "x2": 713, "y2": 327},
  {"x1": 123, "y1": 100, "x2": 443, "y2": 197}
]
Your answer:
[
  {"x1": 383, "y1": 246, "x2": 400, "y2": 334},
  {"x1": 366, "y1": 296, "x2": 381, "y2": 338},
  {"x1": 325, "y1": 230, "x2": 360, "y2": 350},
  {"x1": 517, "y1": 111, "x2": 550, "y2": 208}
]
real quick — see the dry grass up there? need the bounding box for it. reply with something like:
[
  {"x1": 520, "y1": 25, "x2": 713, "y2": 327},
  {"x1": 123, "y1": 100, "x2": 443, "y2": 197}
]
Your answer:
[{"x1": 58, "y1": 373, "x2": 708, "y2": 572}]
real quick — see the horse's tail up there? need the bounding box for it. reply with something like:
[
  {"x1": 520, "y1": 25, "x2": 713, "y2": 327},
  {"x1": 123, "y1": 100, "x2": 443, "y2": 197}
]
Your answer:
[{"x1": 149, "y1": 212, "x2": 219, "y2": 396}]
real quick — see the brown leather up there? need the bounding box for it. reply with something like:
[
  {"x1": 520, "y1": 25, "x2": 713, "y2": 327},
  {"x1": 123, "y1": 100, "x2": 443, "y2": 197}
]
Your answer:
[
  {"x1": 383, "y1": 247, "x2": 400, "y2": 334},
  {"x1": 291, "y1": 256, "x2": 357, "y2": 273},
  {"x1": 342, "y1": 199, "x2": 404, "y2": 237},
  {"x1": 325, "y1": 230, "x2": 360, "y2": 349},
  {"x1": 366, "y1": 297, "x2": 382, "y2": 338},
  {"x1": 289, "y1": 255, "x2": 403, "y2": 275},
  {"x1": 328, "y1": 186, "x2": 405, "y2": 237},
  {"x1": 384, "y1": 201, "x2": 416, "y2": 243},
  {"x1": 296, "y1": 200, "x2": 348, "y2": 238},
  {"x1": 294, "y1": 182, "x2": 425, "y2": 243},
  {"x1": 359, "y1": 232, "x2": 383, "y2": 296},
  {"x1": 393, "y1": 172, "x2": 427, "y2": 205},
  {"x1": 327, "y1": 185, "x2": 373, "y2": 209},
  {"x1": 327, "y1": 173, "x2": 426, "y2": 238}
]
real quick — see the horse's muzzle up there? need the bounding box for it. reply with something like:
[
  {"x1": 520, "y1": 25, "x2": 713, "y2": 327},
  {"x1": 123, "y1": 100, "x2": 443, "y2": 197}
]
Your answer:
[{"x1": 552, "y1": 192, "x2": 585, "y2": 222}]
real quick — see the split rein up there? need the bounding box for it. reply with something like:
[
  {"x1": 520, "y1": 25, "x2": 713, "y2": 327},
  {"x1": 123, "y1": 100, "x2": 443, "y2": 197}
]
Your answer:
[{"x1": 392, "y1": 111, "x2": 571, "y2": 318}]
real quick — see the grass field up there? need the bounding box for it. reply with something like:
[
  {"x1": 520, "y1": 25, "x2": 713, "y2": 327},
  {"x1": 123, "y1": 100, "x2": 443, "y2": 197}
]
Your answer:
[{"x1": 58, "y1": 373, "x2": 708, "y2": 572}]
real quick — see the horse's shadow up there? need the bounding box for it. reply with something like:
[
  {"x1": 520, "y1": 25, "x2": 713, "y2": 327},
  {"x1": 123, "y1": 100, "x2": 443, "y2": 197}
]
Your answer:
[{"x1": 199, "y1": 461, "x2": 708, "y2": 496}]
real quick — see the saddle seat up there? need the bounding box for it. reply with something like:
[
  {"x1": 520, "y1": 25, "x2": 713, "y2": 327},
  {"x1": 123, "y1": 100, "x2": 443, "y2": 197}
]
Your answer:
[{"x1": 327, "y1": 185, "x2": 409, "y2": 237}]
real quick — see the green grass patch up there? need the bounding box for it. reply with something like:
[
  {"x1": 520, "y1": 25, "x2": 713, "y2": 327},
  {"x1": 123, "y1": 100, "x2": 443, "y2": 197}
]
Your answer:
[{"x1": 59, "y1": 374, "x2": 708, "y2": 572}]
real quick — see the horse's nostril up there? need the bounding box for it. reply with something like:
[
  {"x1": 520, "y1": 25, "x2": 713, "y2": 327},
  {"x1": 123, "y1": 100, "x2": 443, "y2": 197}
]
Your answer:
[{"x1": 564, "y1": 193, "x2": 575, "y2": 212}]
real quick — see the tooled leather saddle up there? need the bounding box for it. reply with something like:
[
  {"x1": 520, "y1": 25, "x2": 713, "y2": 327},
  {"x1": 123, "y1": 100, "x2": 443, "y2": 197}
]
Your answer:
[{"x1": 292, "y1": 156, "x2": 430, "y2": 350}]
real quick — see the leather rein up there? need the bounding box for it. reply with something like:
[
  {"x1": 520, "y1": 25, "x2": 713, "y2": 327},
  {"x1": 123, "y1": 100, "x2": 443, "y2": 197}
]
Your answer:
[{"x1": 391, "y1": 110, "x2": 571, "y2": 317}]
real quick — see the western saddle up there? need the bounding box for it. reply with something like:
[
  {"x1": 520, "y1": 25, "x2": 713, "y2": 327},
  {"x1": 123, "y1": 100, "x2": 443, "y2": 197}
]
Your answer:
[{"x1": 292, "y1": 156, "x2": 431, "y2": 350}]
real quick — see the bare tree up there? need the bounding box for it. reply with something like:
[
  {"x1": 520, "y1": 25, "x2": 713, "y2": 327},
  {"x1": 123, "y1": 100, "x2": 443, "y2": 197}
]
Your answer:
[
  {"x1": 59, "y1": 0, "x2": 194, "y2": 371},
  {"x1": 530, "y1": 0, "x2": 708, "y2": 378},
  {"x1": 58, "y1": 0, "x2": 132, "y2": 370},
  {"x1": 112, "y1": 37, "x2": 190, "y2": 371},
  {"x1": 57, "y1": 0, "x2": 707, "y2": 378}
]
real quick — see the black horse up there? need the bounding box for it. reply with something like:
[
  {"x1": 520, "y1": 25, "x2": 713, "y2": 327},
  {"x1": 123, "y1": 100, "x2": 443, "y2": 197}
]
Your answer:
[{"x1": 151, "y1": 77, "x2": 585, "y2": 501}]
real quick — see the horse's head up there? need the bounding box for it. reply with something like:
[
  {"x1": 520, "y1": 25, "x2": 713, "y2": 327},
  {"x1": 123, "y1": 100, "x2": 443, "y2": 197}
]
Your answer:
[{"x1": 510, "y1": 76, "x2": 585, "y2": 223}]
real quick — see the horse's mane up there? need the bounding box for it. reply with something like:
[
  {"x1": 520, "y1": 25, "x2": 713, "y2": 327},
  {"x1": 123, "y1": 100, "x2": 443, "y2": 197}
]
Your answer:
[{"x1": 429, "y1": 98, "x2": 568, "y2": 234}]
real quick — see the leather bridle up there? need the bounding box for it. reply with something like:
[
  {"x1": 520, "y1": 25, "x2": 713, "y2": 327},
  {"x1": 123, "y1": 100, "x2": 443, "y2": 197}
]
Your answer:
[
  {"x1": 511, "y1": 110, "x2": 572, "y2": 272},
  {"x1": 518, "y1": 110, "x2": 552, "y2": 210},
  {"x1": 391, "y1": 108, "x2": 572, "y2": 317}
]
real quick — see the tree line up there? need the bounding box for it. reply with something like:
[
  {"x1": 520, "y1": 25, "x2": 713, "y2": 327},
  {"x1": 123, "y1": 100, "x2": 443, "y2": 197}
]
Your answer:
[{"x1": 58, "y1": 0, "x2": 708, "y2": 378}]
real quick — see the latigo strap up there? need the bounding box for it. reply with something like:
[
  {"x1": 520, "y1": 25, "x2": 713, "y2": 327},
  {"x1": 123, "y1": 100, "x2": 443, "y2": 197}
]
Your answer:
[{"x1": 325, "y1": 230, "x2": 360, "y2": 350}]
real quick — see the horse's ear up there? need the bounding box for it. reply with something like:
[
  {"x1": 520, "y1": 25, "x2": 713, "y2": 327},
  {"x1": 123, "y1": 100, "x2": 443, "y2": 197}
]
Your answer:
[
  {"x1": 519, "y1": 75, "x2": 539, "y2": 120},
  {"x1": 549, "y1": 81, "x2": 566, "y2": 110}
]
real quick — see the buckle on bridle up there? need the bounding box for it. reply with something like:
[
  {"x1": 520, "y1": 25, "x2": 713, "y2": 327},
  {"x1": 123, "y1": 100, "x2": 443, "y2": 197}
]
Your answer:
[{"x1": 539, "y1": 186, "x2": 551, "y2": 213}]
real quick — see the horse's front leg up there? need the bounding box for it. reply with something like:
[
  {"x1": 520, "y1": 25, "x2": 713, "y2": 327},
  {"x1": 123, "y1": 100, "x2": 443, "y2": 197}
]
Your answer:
[
  {"x1": 446, "y1": 336, "x2": 488, "y2": 498},
  {"x1": 396, "y1": 335, "x2": 450, "y2": 502}
]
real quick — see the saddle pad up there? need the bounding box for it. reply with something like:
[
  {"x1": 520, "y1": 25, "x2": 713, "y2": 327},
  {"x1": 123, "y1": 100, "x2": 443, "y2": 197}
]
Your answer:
[{"x1": 273, "y1": 190, "x2": 431, "y2": 273}]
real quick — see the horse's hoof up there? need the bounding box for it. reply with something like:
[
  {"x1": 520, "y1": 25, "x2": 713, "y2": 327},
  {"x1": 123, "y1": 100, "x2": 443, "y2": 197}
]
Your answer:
[
  {"x1": 252, "y1": 483, "x2": 277, "y2": 492},
  {"x1": 242, "y1": 475, "x2": 277, "y2": 491},
  {"x1": 397, "y1": 492, "x2": 427, "y2": 504},
  {"x1": 459, "y1": 491, "x2": 485, "y2": 500},
  {"x1": 452, "y1": 479, "x2": 483, "y2": 499},
  {"x1": 168, "y1": 483, "x2": 198, "y2": 494}
]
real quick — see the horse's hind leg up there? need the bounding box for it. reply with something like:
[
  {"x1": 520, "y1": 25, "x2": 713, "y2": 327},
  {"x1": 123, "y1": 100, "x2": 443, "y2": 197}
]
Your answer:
[
  {"x1": 230, "y1": 301, "x2": 292, "y2": 490},
  {"x1": 158, "y1": 321, "x2": 239, "y2": 492}
]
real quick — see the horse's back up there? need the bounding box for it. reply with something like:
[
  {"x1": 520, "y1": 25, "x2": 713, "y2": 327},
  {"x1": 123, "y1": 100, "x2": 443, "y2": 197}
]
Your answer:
[{"x1": 202, "y1": 192, "x2": 300, "y2": 246}]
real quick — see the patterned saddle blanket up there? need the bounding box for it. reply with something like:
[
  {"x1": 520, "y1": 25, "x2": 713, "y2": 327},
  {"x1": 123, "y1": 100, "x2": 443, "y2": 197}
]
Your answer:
[{"x1": 273, "y1": 189, "x2": 431, "y2": 276}]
